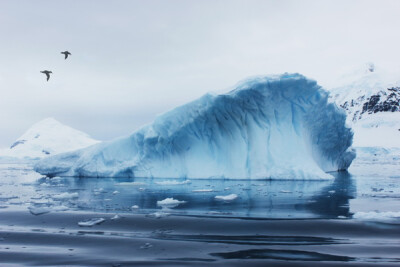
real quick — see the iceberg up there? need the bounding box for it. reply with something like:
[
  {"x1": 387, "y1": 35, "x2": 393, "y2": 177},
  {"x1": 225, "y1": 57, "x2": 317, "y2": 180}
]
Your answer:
[{"x1": 35, "y1": 73, "x2": 355, "y2": 179}]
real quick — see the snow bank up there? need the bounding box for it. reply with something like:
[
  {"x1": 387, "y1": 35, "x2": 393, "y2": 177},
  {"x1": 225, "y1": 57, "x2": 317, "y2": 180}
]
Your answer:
[{"x1": 35, "y1": 73, "x2": 355, "y2": 179}]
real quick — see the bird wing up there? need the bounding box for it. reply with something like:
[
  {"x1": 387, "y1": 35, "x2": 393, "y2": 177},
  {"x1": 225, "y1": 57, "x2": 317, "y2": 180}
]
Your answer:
[
  {"x1": 45, "y1": 72, "x2": 50, "y2": 81},
  {"x1": 64, "y1": 53, "x2": 68, "y2": 59}
]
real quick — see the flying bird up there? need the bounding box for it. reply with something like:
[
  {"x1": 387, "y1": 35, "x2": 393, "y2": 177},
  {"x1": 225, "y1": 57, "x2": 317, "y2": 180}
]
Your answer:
[
  {"x1": 61, "y1": 51, "x2": 71, "y2": 59},
  {"x1": 40, "y1": 70, "x2": 52, "y2": 81}
]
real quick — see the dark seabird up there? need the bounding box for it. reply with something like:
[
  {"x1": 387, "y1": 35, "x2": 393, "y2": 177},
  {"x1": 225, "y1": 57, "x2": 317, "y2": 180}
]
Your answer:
[
  {"x1": 40, "y1": 70, "x2": 52, "y2": 81},
  {"x1": 61, "y1": 51, "x2": 71, "y2": 59}
]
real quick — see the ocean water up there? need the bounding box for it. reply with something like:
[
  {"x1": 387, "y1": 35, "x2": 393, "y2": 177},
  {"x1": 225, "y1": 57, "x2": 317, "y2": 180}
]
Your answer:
[{"x1": 0, "y1": 162, "x2": 399, "y2": 266}]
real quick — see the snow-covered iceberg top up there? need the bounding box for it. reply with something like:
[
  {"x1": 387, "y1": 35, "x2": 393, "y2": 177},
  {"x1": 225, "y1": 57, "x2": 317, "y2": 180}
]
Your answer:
[
  {"x1": 0, "y1": 118, "x2": 99, "y2": 159},
  {"x1": 35, "y1": 73, "x2": 355, "y2": 179}
]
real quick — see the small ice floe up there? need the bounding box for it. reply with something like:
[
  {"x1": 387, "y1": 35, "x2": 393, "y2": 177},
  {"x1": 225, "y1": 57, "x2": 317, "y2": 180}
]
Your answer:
[
  {"x1": 224, "y1": 187, "x2": 231, "y2": 191},
  {"x1": 146, "y1": 211, "x2": 170, "y2": 219},
  {"x1": 94, "y1": 188, "x2": 105, "y2": 193},
  {"x1": 328, "y1": 190, "x2": 336, "y2": 194},
  {"x1": 116, "y1": 182, "x2": 146, "y2": 186},
  {"x1": 112, "y1": 191, "x2": 119, "y2": 195},
  {"x1": 157, "y1": 198, "x2": 186, "y2": 208},
  {"x1": 155, "y1": 180, "x2": 191, "y2": 185},
  {"x1": 111, "y1": 214, "x2": 121, "y2": 220},
  {"x1": 215, "y1": 194, "x2": 238, "y2": 201},
  {"x1": 140, "y1": 242, "x2": 153, "y2": 249},
  {"x1": 78, "y1": 218, "x2": 106, "y2": 227},
  {"x1": 52, "y1": 192, "x2": 79, "y2": 200},
  {"x1": 28, "y1": 206, "x2": 51, "y2": 215},
  {"x1": 28, "y1": 205, "x2": 69, "y2": 216},
  {"x1": 279, "y1": 190, "x2": 292, "y2": 193},
  {"x1": 131, "y1": 205, "x2": 139, "y2": 210},
  {"x1": 337, "y1": 215, "x2": 346, "y2": 219},
  {"x1": 192, "y1": 189, "x2": 214, "y2": 193}
]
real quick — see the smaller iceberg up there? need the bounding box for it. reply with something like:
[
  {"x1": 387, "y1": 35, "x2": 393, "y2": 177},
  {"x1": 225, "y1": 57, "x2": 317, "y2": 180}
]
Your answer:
[
  {"x1": 35, "y1": 73, "x2": 355, "y2": 179},
  {"x1": 0, "y1": 118, "x2": 99, "y2": 159}
]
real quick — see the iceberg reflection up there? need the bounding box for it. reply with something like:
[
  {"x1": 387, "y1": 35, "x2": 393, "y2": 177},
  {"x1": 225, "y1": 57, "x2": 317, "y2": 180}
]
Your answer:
[{"x1": 34, "y1": 174, "x2": 355, "y2": 219}]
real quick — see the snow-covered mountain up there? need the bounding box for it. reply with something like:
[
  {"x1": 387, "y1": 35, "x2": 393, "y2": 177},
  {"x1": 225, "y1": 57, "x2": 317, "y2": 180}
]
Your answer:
[
  {"x1": 35, "y1": 74, "x2": 355, "y2": 179},
  {"x1": 0, "y1": 118, "x2": 100, "y2": 159},
  {"x1": 330, "y1": 64, "x2": 400, "y2": 147}
]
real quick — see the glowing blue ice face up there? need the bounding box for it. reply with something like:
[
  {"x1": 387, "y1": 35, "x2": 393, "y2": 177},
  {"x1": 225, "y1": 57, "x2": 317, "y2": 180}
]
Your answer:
[{"x1": 34, "y1": 74, "x2": 354, "y2": 180}]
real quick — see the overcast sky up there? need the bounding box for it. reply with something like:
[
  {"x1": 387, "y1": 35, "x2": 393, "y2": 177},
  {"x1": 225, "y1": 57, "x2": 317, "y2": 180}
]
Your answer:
[{"x1": 1, "y1": 0, "x2": 399, "y2": 147}]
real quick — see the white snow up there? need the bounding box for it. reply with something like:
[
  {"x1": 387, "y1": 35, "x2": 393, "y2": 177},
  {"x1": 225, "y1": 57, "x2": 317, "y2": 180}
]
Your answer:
[
  {"x1": 156, "y1": 198, "x2": 186, "y2": 208},
  {"x1": 0, "y1": 118, "x2": 99, "y2": 159},
  {"x1": 78, "y1": 218, "x2": 106, "y2": 227},
  {"x1": 353, "y1": 211, "x2": 400, "y2": 220},
  {"x1": 215, "y1": 194, "x2": 238, "y2": 201},
  {"x1": 351, "y1": 113, "x2": 400, "y2": 148},
  {"x1": 35, "y1": 74, "x2": 355, "y2": 179}
]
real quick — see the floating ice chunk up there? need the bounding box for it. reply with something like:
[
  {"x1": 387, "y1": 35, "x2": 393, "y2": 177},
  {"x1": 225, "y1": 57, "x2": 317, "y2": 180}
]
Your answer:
[
  {"x1": 146, "y1": 211, "x2": 170, "y2": 218},
  {"x1": 157, "y1": 198, "x2": 186, "y2": 208},
  {"x1": 112, "y1": 191, "x2": 119, "y2": 195},
  {"x1": 215, "y1": 194, "x2": 238, "y2": 201},
  {"x1": 28, "y1": 205, "x2": 69, "y2": 215},
  {"x1": 78, "y1": 218, "x2": 106, "y2": 227},
  {"x1": 52, "y1": 192, "x2": 79, "y2": 200},
  {"x1": 192, "y1": 189, "x2": 214, "y2": 192},
  {"x1": 155, "y1": 180, "x2": 191, "y2": 185},
  {"x1": 140, "y1": 243, "x2": 153, "y2": 249},
  {"x1": 111, "y1": 214, "x2": 121, "y2": 220},
  {"x1": 131, "y1": 205, "x2": 139, "y2": 209},
  {"x1": 279, "y1": 190, "x2": 292, "y2": 193},
  {"x1": 28, "y1": 206, "x2": 51, "y2": 215}
]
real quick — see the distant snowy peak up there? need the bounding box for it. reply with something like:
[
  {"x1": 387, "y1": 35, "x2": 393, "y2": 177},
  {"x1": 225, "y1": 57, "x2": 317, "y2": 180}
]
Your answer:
[
  {"x1": 340, "y1": 86, "x2": 400, "y2": 122},
  {"x1": 0, "y1": 118, "x2": 100, "y2": 159},
  {"x1": 330, "y1": 64, "x2": 400, "y2": 123},
  {"x1": 330, "y1": 64, "x2": 400, "y2": 148}
]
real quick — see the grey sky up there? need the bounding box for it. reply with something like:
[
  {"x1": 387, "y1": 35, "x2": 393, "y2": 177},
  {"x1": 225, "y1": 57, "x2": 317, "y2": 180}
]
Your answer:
[{"x1": 1, "y1": 0, "x2": 399, "y2": 147}]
